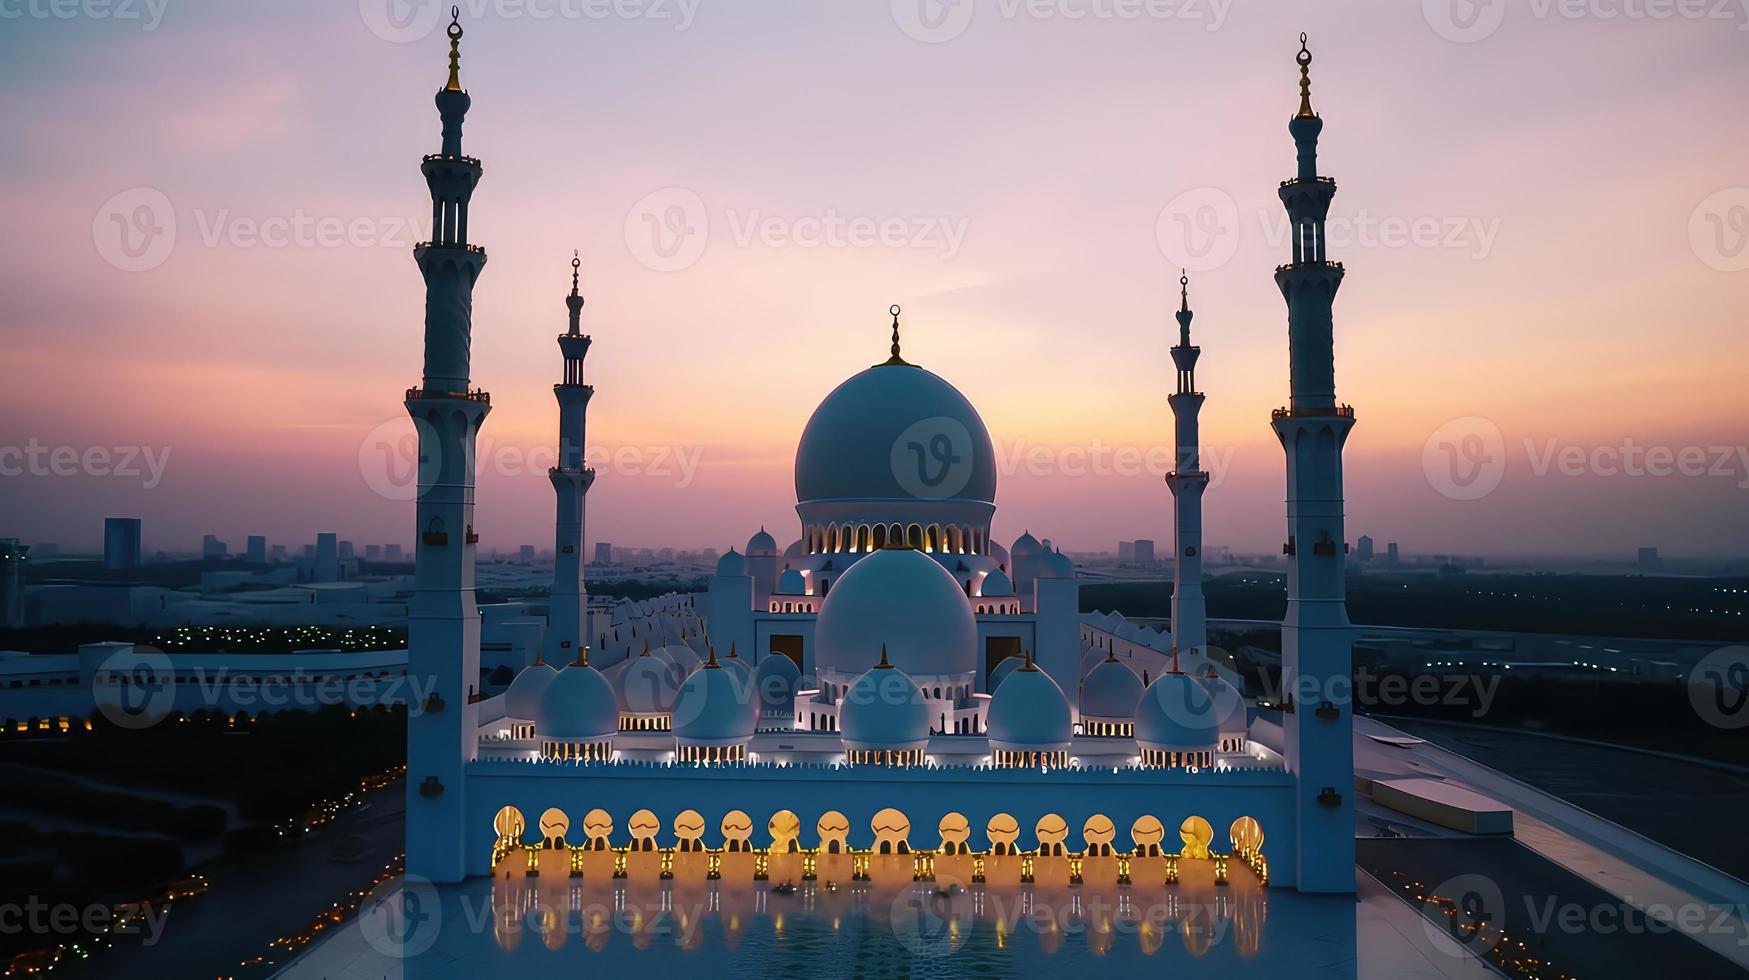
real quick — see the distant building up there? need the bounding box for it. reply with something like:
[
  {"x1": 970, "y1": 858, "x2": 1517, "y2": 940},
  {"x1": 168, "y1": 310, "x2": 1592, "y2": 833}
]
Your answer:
[
  {"x1": 339, "y1": 540, "x2": 356, "y2": 561},
  {"x1": 1355, "y1": 535, "x2": 1373, "y2": 562},
  {"x1": 365, "y1": 544, "x2": 382, "y2": 560},
  {"x1": 269, "y1": 544, "x2": 289, "y2": 561},
  {"x1": 1385, "y1": 542, "x2": 1400, "y2": 566},
  {"x1": 593, "y1": 542, "x2": 614, "y2": 564},
  {"x1": 1637, "y1": 547, "x2": 1662, "y2": 573},
  {"x1": 1118, "y1": 541, "x2": 1135, "y2": 562},
  {"x1": 519, "y1": 544, "x2": 536, "y2": 563},
  {"x1": 103, "y1": 517, "x2": 141, "y2": 571},
  {"x1": 0, "y1": 539, "x2": 27, "y2": 628},
  {"x1": 315, "y1": 532, "x2": 339, "y2": 582},
  {"x1": 246, "y1": 535, "x2": 267, "y2": 564},
  {"x1": 1133, "y1": 539, "x2": 1156, "y2": 565},
  {"x1": 201, "y1": 534, "x2": 228, "y2": 560},
  {"x1": 385, "y1": 543, "x2": 403, "y2": 561}
]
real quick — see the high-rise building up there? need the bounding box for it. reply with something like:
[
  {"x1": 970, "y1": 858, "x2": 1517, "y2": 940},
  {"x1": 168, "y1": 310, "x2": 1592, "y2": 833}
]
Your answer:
[
  {"x1": 1637, "y1": 547, "x2": 1662, "y2": 572},
  {"x1": 315, "y1": 532, "x2": 339, "y2": 582},
  {"x1": 0, "y1": 539, "x2": 27, "y2": 629},
  {"x1": 385, "y1": 543, "x2": 403, "y2": 561},
  {"x1": 270, "y1": 544, "x2": 288, "y2": 561},
  {"x1": 1354, "y1": 535, "x2": 1373, "y2": 562},
  {"x1": 1133, "y1": 538, "x2": 1158, "y2": 567},
  {"x1": 1270, "y1": 35, "x2": 1356, "y2": 893},
  {"x1": 592, "y1": 542, "x2": 613, "y2": 564},
  {"x1": 366, "y1": 544, "x2": 382, "y2": 560},
  {"x1": 339, "y1": 540, "x2": 356, "y2": 561},
  {"x1": 201, "y1": 534, "x2": 228, "y2": 560},
  {"x1": 246, "y1": 535, "x2": 268, "y2": 564},
  {"x1": 519, "y1": 544, "x2": 536, "y2": 563},
  {"x1": 1386, "y1": 542, "x2": 1399, "y2": 565},
  {"x1": 1118, "y1": 541, "x2": 1135, "y2": 562},
  {"x1": 103, "y1": 517, "x2": 141, "y2": 571}
]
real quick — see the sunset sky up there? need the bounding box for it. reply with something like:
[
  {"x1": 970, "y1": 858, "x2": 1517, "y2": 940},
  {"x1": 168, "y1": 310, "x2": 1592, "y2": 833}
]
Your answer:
[{"x1": 2, "y1": 1, "x2": 1746, "y2": 559}]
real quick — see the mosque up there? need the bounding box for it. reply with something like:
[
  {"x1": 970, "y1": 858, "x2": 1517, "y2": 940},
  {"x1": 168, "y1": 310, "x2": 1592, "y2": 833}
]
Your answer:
[{"x1": 404, "y1": 13, "x2": 1358, "y2": 897}]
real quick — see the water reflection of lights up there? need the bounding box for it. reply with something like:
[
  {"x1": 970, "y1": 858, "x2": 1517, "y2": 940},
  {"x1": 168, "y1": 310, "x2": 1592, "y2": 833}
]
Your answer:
[{"x1": 484, "y1": 851, "x2": 1267, "y2": 959}]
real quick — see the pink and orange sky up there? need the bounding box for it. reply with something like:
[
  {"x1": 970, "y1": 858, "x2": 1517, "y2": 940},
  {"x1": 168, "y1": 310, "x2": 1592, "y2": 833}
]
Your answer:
[{"x1": 2, "y1": 1, "x2": 1746, "y2": 559}]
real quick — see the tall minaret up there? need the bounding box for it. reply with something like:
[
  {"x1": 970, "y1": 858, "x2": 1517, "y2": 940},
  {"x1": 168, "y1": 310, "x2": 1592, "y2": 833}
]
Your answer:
[
  {"x1": 1271, "y1": 33, "x2": 1357, "y2": 894},
  {"x1": 405, "y1": 9, "x2": 489, "y2": 883},
  {"x1": 549, "y1": 253, "x2": 596, "y2": 662},
  {"x1": 1165, "y1": 272, "x2": 1209, "y2": 664}
]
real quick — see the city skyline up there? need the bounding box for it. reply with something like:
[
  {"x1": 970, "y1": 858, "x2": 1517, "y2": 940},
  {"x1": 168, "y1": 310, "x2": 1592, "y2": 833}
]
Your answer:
[{"x1": 3, "y1": 2, "x2": 1747, "y2": 559}]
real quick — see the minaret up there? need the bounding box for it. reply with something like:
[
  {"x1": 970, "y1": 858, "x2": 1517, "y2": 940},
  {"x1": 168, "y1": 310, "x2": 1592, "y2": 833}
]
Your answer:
[
  {"x1": 405, "y1": 9, "x2": 489, "y2": 883},
  {"x1": 549, "y1": 252, "x2": 596, "y2": 662},
  {"x1": 1271, "y1": 34, "x2": 1357, "y2": 894},
  {"x1": 1165, "y1": 272, "x2": 1209, "y2": 664}
]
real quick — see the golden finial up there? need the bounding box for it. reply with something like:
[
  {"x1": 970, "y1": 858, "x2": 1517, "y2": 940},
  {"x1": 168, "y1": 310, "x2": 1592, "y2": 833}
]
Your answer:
[
  {"x1": 1179, "y1": 270, "x2": 1190, "y2": 313},
  {"x1": 533, "y1": 649, "x2": 545, "y2": 666},
  {"x1": 875, "y1": 643, "x2": 894, "y2": 669},
  {"x1": 444, "y1": 7, "x2": 464, "y2": 93},
  {"x1": 641, "y1": 640, "x2": 651, "y2": 657},
  {"x1": 706, "y1": 645, "x2": 720, "y2": 668},
  {"x1": 571, "y1": 250, "x2": 581, "y2": 296},
  {"x1": 882, "y1": 304, "x2": 908, "y2": 366},
  {"x1": 1020, "y1": 649, "x2": 1038, "y2": 672},
  {"x1": 574, "y1": 645, "x2": 590, "y2": 668},
  {"x1": 1295, "y1": 33, "x2": 1315, "y2": 119}
]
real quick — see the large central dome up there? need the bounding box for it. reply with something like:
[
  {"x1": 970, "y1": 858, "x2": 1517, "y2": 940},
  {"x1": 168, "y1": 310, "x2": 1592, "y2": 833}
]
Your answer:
[{"x1": 795, "y1": 362, "x2": 997, "y2": 506}]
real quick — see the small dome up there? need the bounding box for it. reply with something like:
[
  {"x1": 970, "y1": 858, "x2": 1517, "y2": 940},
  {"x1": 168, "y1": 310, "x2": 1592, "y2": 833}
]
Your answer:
[
  {"x1": 504, "y1": 659, "x2": 557, "y2": 720},
  {"x1": 716, "y1": 549, "x2": 746, "y2": 577},
  {"x1": 614, "y1": 648, "x2": 682, "y2": 715},
  {"x1": 673, "y1": 653, "x2": 758, "y2": 747},
  {"x1": 840, "y1": 656, "x2": 930, "y2": 752},
  {"x1": 1010, "y1": 532, "x2": 1045, "y2": 556},
  {"x1": 783, "y1": 539, "x2": 806, "y2": 560},
  {"x1": 1197, "y1": 664, "x2": 1248, "y2": 735},
  {"x1": 776, "y1": 566, "x2": 806, "y2": 595},
  {"x1": 986, "y1": 659, "x2": 1072, "y2": 751},
  {"x1": 1135, "y1": 670, "x2": 1219, "y2": 752},
  {"x1": 814, "y1": 546, "x2": 976, "y2": 679},
  {"x1": 747, "y1": 528, "x2": 778, "y2": 555},
  {"x1": 754, "y1": 654, "x2": 801, "y2": 712},
  {"x1": 988, "y1": 655, "x2": 1026, "y2": 693},
  {"x1": 978, "y1": 569, "x2": 1013, "y2": 597},
  {"x1": 1040, "y1": 550, "x2": 1076, "y2": 578},
  {"x1": 1081, "y1": 654, "x2": 1143, "y2": 720},
  {"x1": 536, "y1": 659, "x2": 619, "y2": 742}
]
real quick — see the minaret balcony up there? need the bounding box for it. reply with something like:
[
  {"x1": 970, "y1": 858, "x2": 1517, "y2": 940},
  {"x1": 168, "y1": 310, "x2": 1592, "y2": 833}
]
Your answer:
[
  {"x1": 1271, "y1": 404, "x2": 1354, "y2": 420},
  {"x1": 414, "y1": 242, "x2": 486, "y2": 254},
  {"x1": 1273, "y1": 260, "x2": 1344, "y2": 275},
  {"x1": 422, "y1": 153, "x2": 481, "y2": 167},
  {"x1": 406, "y1": 386, "x2": 491, "y2": 404},
  {"x1": 1278, "y1": 176, "x2": 1335, "y2": 188}
]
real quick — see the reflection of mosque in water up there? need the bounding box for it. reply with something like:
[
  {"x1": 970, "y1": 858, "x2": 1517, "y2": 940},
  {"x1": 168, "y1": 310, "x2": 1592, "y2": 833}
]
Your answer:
[
  {"x1": 485, "y1": 804, "x2": 1269, "y2": 959},
  {"x1": 487, "y1": 845, "x2": 1268, "y2": 959}
]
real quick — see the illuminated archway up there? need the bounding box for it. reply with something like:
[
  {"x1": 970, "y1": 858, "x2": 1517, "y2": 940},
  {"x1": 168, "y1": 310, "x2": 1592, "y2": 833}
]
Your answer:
[
  {"x1": 722, "y1": 810, "x2": 753, "y2": 852},
  {"x1": 1179, "y1": 816, "x2": 1214, "y2": 860},
  {"x1": 538, "y1": 807, "x2": 569, "y2": 849},
  {"x1": 938, "y1": 812, "x2": 971, "y2": 855},
  {"x1": 1035, "y1": 813, "x2": 1069, "y2": 856},
  {"x1": 872, "y1": 807, "x2": 912, "y2": 854},
  {"x1": 1083, "y1": 814, "x2": 1116, "y2": 857},
  {"x1": 628, "y1": 809, "x2": 660, "y2": 851},
  {"x1": 1131, "y1": 815, "x2": 1166, "y2": 856},
  {"x1": 817, "y1": 811, "x2": 850, "y2": 853},
  {"x1": 493, "y1": 805, "x2": 526, "y2": 845},
  {"x1": 768, "y1": 809, "x2": 801, "y2": 852},
  {"x1": 674, "y1": 809, "x2": 706, "y2": 852},
  {"x1": 582, "y1": 808, "x2": 613, "y2": 850},
  {"x1": 987, "y1": 812, "x2": 1020, "y2": 855}
]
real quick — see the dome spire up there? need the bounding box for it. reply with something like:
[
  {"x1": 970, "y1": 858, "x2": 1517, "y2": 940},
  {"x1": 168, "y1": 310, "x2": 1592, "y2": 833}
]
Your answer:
[
  {"x1": 875, "y1": 643, "x2": 894, "y2": 669},
  {"x1": 573, "y1": 645, "x2": 590, "y2": 668},
  {"x1": 882, "y1": 304, "x2": 909, "y2": 366},
  {"x1": 1295, "y1": 33, "x2": 1315, "y2": 119},
  {"x1": 444, "y1": 7, "x2": 464, "y2": 93},
  {"x1": 1020, "y1": 648, "x2": 1039, "y2": 672},
  {"x1": 705, "y1": 645, "x2": 720, "y2": 669}
]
